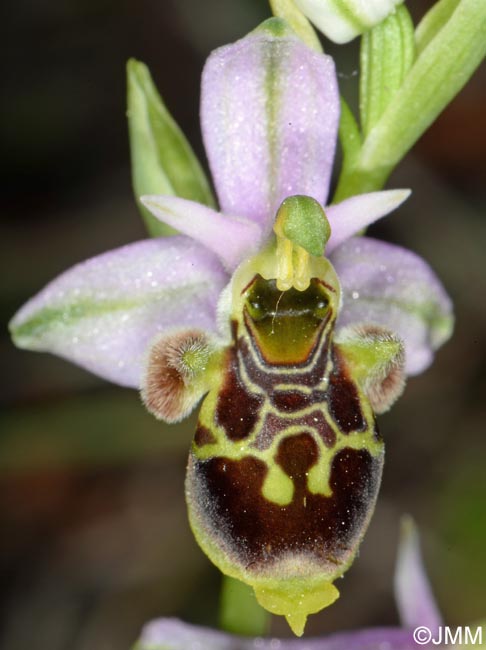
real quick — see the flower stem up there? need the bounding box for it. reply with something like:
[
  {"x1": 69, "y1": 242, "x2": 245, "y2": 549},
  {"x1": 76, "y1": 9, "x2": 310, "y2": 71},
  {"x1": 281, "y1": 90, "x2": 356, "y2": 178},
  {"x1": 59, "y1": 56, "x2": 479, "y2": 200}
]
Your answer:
[{"x1": 219, "y1": 576, "x2": 270, "y2": 637}]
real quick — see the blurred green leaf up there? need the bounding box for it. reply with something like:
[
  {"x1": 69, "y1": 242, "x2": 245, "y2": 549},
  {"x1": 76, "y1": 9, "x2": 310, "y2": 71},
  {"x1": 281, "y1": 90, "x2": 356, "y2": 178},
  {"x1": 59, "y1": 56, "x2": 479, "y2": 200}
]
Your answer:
[
  {"x1": 127, "y1": 59, "x2": 215, "y2": 238},
  {"x1": 0, "y1": 391, "x2": 193, "y2": 472},
  {"x1": 435, "y1": 451, "x2": 486, "y2": 623}
]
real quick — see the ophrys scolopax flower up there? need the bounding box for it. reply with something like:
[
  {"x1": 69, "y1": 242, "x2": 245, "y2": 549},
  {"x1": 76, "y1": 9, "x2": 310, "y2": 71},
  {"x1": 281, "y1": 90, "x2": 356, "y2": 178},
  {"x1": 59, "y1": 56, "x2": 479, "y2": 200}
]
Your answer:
[{"x1": 9, "y1": 19, "x2": 453, "y2": 635}]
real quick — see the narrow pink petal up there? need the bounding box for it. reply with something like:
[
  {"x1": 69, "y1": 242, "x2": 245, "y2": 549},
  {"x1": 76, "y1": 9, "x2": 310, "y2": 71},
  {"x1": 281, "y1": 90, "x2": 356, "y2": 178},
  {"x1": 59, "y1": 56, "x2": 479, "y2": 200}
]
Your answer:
[
  {"x1": 201, "y1": 21, "x2": 339, "y2": 230},
  {"x1": 331, "y1": 237, "x2": 453, "y2": 375},
  {"x1": 10, "y1": 237, "x2": 227, "y2": 387},
  {"x1": 394, "y1": 519, "x2": 443, "y2": 632},
  {"x1": 141, "y1": 195, "x2": 262, "y2": 271},
  {"x1": 326, "y1": 190, "x2": 411, "y2": 253}
]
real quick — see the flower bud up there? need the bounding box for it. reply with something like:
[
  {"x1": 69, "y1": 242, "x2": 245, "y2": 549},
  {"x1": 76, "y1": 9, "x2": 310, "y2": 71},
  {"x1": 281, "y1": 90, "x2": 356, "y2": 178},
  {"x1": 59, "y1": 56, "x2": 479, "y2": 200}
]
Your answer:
[{"x1": 293, "y1": 0, "x2": 404, "y2": 43}]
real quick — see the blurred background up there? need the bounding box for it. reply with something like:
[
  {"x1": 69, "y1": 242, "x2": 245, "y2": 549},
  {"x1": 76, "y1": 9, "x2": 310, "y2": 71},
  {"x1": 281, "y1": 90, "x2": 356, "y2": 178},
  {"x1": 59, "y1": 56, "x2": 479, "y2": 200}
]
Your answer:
[{"x1": 1, "y1": 0, "x2": 485, "y2": 648}]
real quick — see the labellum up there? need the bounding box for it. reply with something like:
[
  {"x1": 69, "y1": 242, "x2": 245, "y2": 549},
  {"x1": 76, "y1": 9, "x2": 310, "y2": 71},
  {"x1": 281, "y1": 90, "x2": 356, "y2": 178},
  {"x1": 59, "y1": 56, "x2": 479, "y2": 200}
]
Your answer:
[{"x1": 142, "y1": 196, "x2": 405, "y2": 635}]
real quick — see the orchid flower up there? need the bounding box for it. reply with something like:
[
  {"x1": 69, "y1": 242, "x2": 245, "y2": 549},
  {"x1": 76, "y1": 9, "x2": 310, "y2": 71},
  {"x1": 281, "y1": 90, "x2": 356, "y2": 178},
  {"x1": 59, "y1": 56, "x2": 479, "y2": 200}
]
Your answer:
[
  {"x1": 135, "y1": 520, "x2": 468, "y2": 650},
  {"x1": 9, "y1": 18, "x2": 453, "y2": 636}
]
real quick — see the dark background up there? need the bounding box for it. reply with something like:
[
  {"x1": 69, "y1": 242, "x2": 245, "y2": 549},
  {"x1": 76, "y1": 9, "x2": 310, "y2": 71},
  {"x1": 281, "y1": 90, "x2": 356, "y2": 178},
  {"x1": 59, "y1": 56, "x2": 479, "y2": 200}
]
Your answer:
[{"x1": 1, "y1": 1, "x2": 485, "y2": 648}]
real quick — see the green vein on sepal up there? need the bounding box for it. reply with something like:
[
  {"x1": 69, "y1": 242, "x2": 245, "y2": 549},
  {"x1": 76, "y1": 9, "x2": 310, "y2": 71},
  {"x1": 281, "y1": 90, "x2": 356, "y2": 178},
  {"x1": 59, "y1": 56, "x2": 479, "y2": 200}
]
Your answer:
[
  {"x1": 10, "y1": 285, "x2": 204, "y2": 347},
  {"x1": 268, "y1": 0, "x2": 323, "y2": 51},
  {"x1": 253, "y1": 16, "x2": 295, "y2": 38},
  {"x1": 127, "y1": 59, "x2": 215, "y2": 238},
  {"x1": 349, "y1": 294, "x2": 453, "y2": 347}
]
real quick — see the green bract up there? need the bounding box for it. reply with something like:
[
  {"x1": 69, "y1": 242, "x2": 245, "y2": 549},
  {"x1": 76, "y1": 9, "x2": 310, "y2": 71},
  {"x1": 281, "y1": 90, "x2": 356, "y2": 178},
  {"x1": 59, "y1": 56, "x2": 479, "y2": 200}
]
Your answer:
[
  {"x1": 335, "y1": 0, "x2": 486, "y2": 200},
  {"x1": 127, "y1": 59, "x2": 215, "y2": 236},
  {"x1": 359, "y1": 4, "x2": 415, "y2": 138}
]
